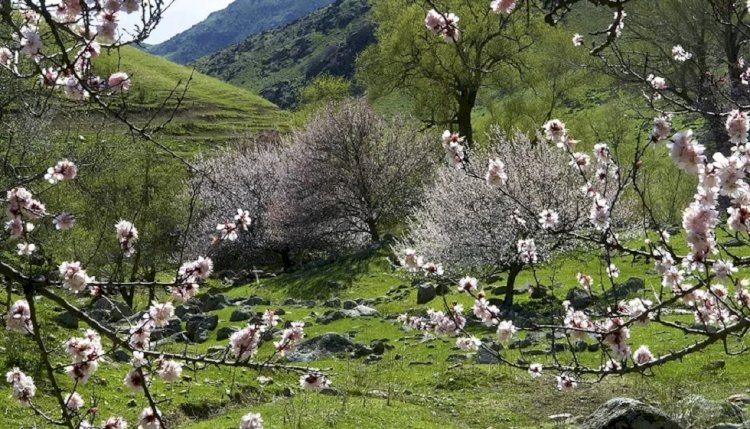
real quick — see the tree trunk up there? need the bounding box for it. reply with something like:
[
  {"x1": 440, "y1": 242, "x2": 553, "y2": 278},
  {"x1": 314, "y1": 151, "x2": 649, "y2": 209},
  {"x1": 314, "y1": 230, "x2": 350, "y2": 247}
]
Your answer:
[
  {"x1": 280, "y1": 248, "x2": 293, "y2": 272},
  {"x1": 366, "y1": 219, "x2": 380, "y2": 242},
  {"x1": 457, "y1": 86, "x2": 478, "y2": 146},
  {"x1": 503, "y1": 264, "x2": 523, "y2": 308}
]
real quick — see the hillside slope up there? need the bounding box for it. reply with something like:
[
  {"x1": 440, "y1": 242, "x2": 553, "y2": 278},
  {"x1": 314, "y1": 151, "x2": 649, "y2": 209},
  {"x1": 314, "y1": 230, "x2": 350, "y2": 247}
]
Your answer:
[
  {"x1": 148, "y1": 0, "x2": 335, "y2": 64},
  {"x1": 194, "y1": 0, "x2": 374, "y2": 109},
  {"x1": 95, "y1": 46, "x2": 289, "y2": 143}
]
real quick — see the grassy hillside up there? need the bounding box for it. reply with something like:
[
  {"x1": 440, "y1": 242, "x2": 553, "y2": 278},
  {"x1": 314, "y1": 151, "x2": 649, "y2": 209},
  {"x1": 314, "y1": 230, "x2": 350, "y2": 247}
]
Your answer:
[
  {"x1": 148, "y1": 0, "x2": 335, "y2": 64},
  {"x1": 94, "y1": 46, "x2": 289, "y2": 144},
  {"x1": 194, "y1": 0, "x2": 374, "y2": 109}
]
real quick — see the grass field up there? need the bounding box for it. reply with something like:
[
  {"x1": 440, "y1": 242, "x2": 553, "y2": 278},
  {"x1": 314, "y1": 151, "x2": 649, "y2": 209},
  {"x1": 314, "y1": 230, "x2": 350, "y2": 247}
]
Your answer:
[{"x1": 3, "y1": 231, "x2": 750, "y2": 429}]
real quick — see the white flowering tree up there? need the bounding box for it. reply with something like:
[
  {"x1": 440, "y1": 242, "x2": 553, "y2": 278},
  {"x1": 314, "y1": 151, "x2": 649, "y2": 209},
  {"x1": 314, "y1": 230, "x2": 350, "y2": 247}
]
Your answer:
[
  {"x1": 282, "y1": 98, "x2": 439, "y2": 247},
  {"x1": 393, "y1": 0, "x2": 750, "y2": 393},
  {"x1": 0, "y1": 2, "x2": 330, "y2": 429},
  {"x1": 405, "y1": 128, "x2": 590, "y2": 307}
]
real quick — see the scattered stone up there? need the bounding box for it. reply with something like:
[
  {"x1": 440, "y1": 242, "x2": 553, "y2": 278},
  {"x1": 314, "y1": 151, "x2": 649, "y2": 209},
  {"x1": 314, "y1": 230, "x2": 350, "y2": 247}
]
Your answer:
[
  {"x1": 283, "y1": 298, "x2": 298, "y2": 306},
  {"x1": 230, "y1": 308, "x2": 253, "y2": 322},
  {"x1": 92, "y1": 298, "x2": 133, "y2": 322},
  {"x1": 342, "y1": 300, "x2": 357, "y2": 309},
  {"x1": 446, "y1": 354, "x2": 470, "y2": 362},
  {"x1": 113, "y1": 350, "x2": 130, "y2": 363},
  {"x1": 581, "y1": 397, "x2": 681, "y2": 429},
  {"x1": 286, "y1": 333, "x2": 358, "y2": 362},
  {"x1": 416, "y1": 283, "x2": 437, "y2": 304},
  {"x1": 352, "y1": 305, "x2": 378, "y2": 317},
  {"x1": 605, "y1": 277, "x2": 645, "y2": 299},
  {"x1": 371, "y1": 341, "x2": 386, "y2": 355},
  {"x1": 198, "y1": 293, "x2": 230, "y2": 312},
  {"x1": 175, "y1": 304, "x2": 201, "y2": 321},
  {"x1": 728, "y1": 394, "x2": 750, "y2": 405},
  {"x1": 185, "y1": 314, "x2": 219, "y2": 343},
  {"x1": 435, "y1": 283, "x2": 450, "y2": 296},
  {"x1": 257, "y1": 376, "x2": 273, "y2": 385},
  {"x1": 703, "y1": 360, "x2": 726, "y2": 370},
  {"x1": 475, "y1": 346, "x2": 501, "y2": 364},
  {"x1": 565, "y1": 287, "x2": 592, "y2": 310},
  {"x1": 243, "y1": 296, "x2": 271, "y2": 306},
  {"x1": 53, "y1": 312, "x2": 79, "y2": 329},
  {"x1": 216, "y1": 326, "x2": 239, "y2": 341},
  {"x1": 151, "y1": 319, "x2": 183, "y2": 341},
  {"x1": 324, "y1": 297, "x2": 341, "y2": 308}
]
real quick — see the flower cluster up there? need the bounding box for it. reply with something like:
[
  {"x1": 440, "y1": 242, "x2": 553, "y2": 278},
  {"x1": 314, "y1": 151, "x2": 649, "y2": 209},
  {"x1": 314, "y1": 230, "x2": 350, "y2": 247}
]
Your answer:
[
  {"x1": 65, "y1": 330, "x2": 103, "y2": 383},
  {"x1": 115, "y1": 220, "x2": 139, "y2": 257},
  {"x1": 273, "y1": 321, "x2": 305, "y2": 355},
  {"x1": 5, "y1": 300, "x2": 33, "y2": 334},
  {"x1": 59, "y1": 261, "x2": 94, "y2": 293},
  {"x1": 6, "y1": 367, "x2": 36, "y2": 406},
  {"x1": 425, "y1": 10, "x2": 460, "y2": 43}
]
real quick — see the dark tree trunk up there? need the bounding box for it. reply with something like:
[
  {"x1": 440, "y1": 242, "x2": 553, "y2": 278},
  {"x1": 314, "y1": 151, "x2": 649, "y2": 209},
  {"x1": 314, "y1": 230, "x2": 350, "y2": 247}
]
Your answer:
[
  {"x1": 457, "y1": 86, "x2": 478, "y2": 146},
  {"x1": 366, "y1": 219, "x2": 380, "y2": 242},
  {"x1": 503, "y1": 264, "x2": 523, "y2": 308},
  {"x1": 280, "y1": 248, "x2": 293, "y2": 272}
]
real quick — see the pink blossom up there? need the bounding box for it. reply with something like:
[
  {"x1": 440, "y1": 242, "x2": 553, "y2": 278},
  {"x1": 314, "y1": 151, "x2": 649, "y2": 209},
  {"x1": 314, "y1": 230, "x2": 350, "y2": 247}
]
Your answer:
[
  {"x1": 300, "y1": 372, "x2": 331, "y2": 391},
  {"x1": 108, "y1": 72, "x2": 130, "y2": 93},
  {"x1": 490, "y1": 0, "x2": 517, "y2": 15},
  {"x1": 458, "y1": 276, "x2": 478, "y2": 294},
  {"x1": 53, "y1": 212, "x2": 76, "y2": 230},
  {"x1": 572, "y1": 33, "x2": 584, "y2": 46},
  {"x1": 556, "y1": 374, "x2": 577, "y2": 391},
  {"x1": 456, "y1": 336, "x2": 481, "y2": 351},
  {"x1": 239, "y1": 412, "x2": 264, "y2": 429},
  {"x1": 64, "y1": 392, "x2": 84, "y2": 411},
  {"x1": 496, "y1": 320, "x2": 517, "y2": 342},
  {"x1": 632, "y1": 345, "x2": 654, "y2": 365}
]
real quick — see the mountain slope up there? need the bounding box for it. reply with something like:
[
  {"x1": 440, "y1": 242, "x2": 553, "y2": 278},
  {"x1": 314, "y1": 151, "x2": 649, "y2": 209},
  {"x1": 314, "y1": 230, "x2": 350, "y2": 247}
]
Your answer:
[
  {"x1": 96, "y1": 46, "x2": 289, "y2": 142},
  {"x1": 148, "y1": 0, "x2": 335, "y2": 64},
  {"x1": 193, "y1": 0, "x2": 374, "y2": 109}
]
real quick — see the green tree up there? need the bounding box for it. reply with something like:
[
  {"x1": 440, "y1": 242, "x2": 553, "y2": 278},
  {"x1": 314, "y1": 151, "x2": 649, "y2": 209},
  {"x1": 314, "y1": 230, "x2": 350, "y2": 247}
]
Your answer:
[{"x1": 357, "y1": 0, "x2": 534, "y2": 144}]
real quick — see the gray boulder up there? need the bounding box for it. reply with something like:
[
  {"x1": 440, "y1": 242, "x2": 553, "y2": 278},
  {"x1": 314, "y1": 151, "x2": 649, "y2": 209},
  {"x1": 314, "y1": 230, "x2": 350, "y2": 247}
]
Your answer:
[
  {"x1": 566, "y1": 287, "x2": 592, "y2": 310},
  {"x1": 581, "y1": 397, "x2": 681, "y2": 429},
  {"x1": 185, "y1": 314, "x2": 219, "y2": 343},
  {"x1": 416, "y1": 283, "x2": 437, "y2": 304},
  {"x1": 53, "y1": 312, "x2": 79, "y2": 329},
  {"x1": 243, "y1": 296, "x2": 271, "y2": 306},
  {"x1": 342, "y1": 300, "x2": 357, "y2": 309},
  {"x1": 151, "y1": 319, "x2": 183, "y2": 341},
  {"x1": 175, "y1": 304, "x2": 200, "y2": 321},
  {"x1": 217, "y1": 326, "x2": 239, "y2": 341},
  {"x1": 286, "y1": 333, "x2": 358, "y2": 362},
  {"x1": 92, "y1": 298, "x2": 133, "y2": 322},
  {"x1": 198, "y1": 293, "x2": 230, "y2": 312},
  {"x1": 605, "y1": 277, "x2": 645, "y2": 299},
  {"x1": 324, "y1": 297, "x2": 341, "y2": 308},
  {"x1": 352, "y1": 305, "x2": 379, "y2": 317},
  {"x1": 230, "y1": 308, "x2": 253, "y2": 322}
]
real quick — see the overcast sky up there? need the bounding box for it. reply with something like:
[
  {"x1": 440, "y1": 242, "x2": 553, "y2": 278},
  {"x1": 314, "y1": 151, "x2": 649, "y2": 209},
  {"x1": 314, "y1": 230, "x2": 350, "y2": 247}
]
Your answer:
[{"x1": 122, "y1": 0, "x2": 235, "y2": 44}]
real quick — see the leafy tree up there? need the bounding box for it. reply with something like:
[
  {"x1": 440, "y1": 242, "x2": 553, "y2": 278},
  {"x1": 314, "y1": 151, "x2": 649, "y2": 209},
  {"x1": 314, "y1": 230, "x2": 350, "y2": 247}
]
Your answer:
[{"x1": 358, "y1": 0, "x2": 534, "y2": 144}]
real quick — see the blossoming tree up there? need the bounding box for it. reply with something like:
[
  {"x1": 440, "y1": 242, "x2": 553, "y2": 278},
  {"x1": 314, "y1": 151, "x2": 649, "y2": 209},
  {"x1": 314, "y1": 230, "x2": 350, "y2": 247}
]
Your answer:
[
  {"x1": 0, "y1": 2, "x2": 330, "y2": 429},
  {"x1": 396, "y1": 0, "x2": 750, "y2": 394}
]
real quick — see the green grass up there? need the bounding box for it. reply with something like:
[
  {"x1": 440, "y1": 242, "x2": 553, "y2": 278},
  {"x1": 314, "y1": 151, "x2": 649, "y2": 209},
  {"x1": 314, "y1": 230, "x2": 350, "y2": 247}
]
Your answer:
[
  {"x1": 3, "y1": 234, "x2": 750, "y2": 428},
  {"x1": 91, "y1": 46, "x2": 290, "y2": 145}
]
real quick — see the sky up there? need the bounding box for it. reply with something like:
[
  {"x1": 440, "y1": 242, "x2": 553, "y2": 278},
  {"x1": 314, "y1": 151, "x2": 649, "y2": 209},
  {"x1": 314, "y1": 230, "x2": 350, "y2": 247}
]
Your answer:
[{"x1": 122, "y1": 0, "x2": 235, "y2": 44}]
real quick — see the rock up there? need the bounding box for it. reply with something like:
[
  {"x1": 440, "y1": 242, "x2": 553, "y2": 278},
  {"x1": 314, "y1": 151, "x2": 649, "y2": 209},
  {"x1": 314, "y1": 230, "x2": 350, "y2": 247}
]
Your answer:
[
  {"x1": 243, "y1": 296, "x2": 271, "y2": 306},
  {"x1": 230, "y1": 308, "x2": 253, "y2": 322},
  {"x1": 92, "y1": 298, "x2": 132, "y2": 322},
  {"x1": 371, "y1": 341, "x2": 386, "y2": 355},
  {"x1": 416, "y1": 283, "x2": 437, "y2": 304},
  {"x1": 324, "y1": 298, "x2": 341, "y2": 308},
  {"x1": 286, "y1": 333, "x2": 358, "y2": 362},
  {"x1": 581, "y1": 397, "x2": 681, "y2": 429},
  {"x1": 676, "y1": 395, "x2": 746, "y2": 428},
  {"x1": 446, "y1": 353, "x2": 470, "y2": 362},
  {"x1": 303, "y1": 300, "x2": 316, "y2": 308},
  {"x1": 710, "y1": 424, "x2": 746, "y2": 429},
  {"x1": 113, "y1": 350, "x2": 130, "y2": 363},
  {"x1": 257, "y1": 376, "x2": 273, "y2": 385},
  {"x1": 353, "y1": 305, "x2": 379, "y2": 317},
  {"x1": 283, "y1": 298, "x2": 297, "y2": 306},
  {"x1": 475, "y1": 346, "x2": 501, "y2": 364},
  {"x1": 728, "y1": 394, "x2": 750, "y2": 405},
  {"x1": 53, "y1": 312, "x2": 79, "y2": 329},
  {"x1": 198, "y1": 293, "x2": 230, "y2": 312},
  {"x1": 605, "y1": 277, "x2": 645, "y2": 299},
  {"x1": 185, "y1": 314, "x2": 219, "y2": 343},
  {"x1": 351, "y1": 345, "x2": 374, "y2": 358},
  {"x1": 217, "y1": 326, "x2": 239, "y2": 341},
  {"x1": 529, "y1": 285, "x2": 547, "y2": 299},
  {"x1": 322, "y1": 280, "x2": 345, "y2": 291},
  {"x1": 175, "y1": 304, "x2": 200, "y2": 321},
  {"x1": 317, "y1": 310, "x2": 347, "y2": 325},
  {"x1": 571, "y1": 341, "x2": 588, "y2": 352},
  {"x1": 151, "y1": 319, "x2": 183, "y2": 341},
  {"x1": 565, "y1": 287, "x2": 592, "y2": 310},
  {"x1": 342, "y1": 300, "x2": 357, "y2": 309},
  {"x1": 702, "y1": 360, "x2": 726, "y2": 370}
]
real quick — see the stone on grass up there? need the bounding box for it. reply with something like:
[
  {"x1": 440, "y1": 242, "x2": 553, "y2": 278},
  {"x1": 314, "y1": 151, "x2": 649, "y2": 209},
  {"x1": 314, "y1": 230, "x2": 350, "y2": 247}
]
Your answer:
[{"x1": 581, "y1": 397, "x2": 680, "y2": 429}]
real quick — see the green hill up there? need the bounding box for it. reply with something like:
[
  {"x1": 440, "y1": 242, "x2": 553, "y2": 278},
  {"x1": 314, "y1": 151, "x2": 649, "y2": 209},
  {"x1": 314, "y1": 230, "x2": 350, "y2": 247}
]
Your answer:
[
  {"x1": 193, "y1": 0, "x2": 374, "y2": 109},
  {"x1": 148, "y1": 0, "x2": 335, "y2": 64},
  {"x1": 95, "y1": 46, "x2": 289, "y2": 143}
]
